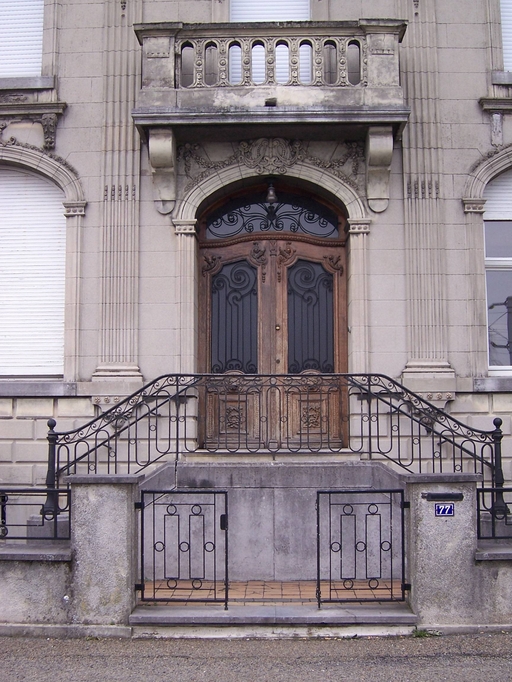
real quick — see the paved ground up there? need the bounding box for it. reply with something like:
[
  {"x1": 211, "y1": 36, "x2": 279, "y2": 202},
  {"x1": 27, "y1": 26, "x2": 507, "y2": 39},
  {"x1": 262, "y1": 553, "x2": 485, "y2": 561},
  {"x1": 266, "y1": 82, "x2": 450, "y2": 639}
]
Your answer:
[{"x1": 2, "y1": 632, "x2": 512, "y2": 682}]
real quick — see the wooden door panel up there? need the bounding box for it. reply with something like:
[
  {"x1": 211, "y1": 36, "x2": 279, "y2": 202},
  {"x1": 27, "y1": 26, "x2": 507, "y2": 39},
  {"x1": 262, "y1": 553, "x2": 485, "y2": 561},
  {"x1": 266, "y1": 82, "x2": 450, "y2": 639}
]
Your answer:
[{"x1": 199, "y1": 228, "x2": 347, "y2": 450}]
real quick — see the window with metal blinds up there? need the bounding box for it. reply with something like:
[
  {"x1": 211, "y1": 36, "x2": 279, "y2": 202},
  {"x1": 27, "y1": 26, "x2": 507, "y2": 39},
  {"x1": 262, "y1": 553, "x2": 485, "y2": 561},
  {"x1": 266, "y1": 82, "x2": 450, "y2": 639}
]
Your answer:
[
  {"x1": 484, "y1": 169, "x2": 512, "y2": 367},
  {"x1": 501, "y1": 0, "x2": 512, "y2": 71},
  {"x1": 229, "y1": 0, "x2": 311, "y2": 82},
  {"x1": 483, "y1": 168, "x2": 512, "y2": 220},
  {"x1": 230, "y1": 0, "x2": 310, "y2": 22},
  {"x1": 0, "y1": 0, "x2": 44, "y2": 78},
  {"x1": 0, "y1": 168, "x2": 66, "y2": 375}
]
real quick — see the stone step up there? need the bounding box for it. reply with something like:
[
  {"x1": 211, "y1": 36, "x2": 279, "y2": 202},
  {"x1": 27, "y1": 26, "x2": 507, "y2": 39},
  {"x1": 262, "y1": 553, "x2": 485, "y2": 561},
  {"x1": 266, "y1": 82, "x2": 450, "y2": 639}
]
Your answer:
[{"x1": 130, "y1": 602, "x2": 417, "y2": 630}]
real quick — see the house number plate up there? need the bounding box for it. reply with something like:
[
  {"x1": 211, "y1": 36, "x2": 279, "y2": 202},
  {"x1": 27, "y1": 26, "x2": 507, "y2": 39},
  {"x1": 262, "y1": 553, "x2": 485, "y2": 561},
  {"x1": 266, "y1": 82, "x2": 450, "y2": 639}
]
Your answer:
[{"x1": 435, "y1": 503, "x2": 455, "y2": 517}]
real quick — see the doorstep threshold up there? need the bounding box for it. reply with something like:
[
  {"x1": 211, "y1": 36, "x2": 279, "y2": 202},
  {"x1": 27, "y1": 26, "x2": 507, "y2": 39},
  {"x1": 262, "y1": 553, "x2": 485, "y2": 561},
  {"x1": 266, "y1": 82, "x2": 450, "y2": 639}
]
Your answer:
[{"x1": 130, "y1": 602, "x2": 417, "y2": 626}]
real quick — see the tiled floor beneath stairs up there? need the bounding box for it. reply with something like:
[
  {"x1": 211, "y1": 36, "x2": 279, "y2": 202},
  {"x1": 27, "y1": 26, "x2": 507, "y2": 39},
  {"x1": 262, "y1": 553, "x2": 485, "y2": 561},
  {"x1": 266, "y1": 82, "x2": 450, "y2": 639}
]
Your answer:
[
  {"x1": 130, "y1": 580, "x2": 417, "y2": 630},
  {"x1": 140, "y1": 579, "x2": 403, "y2": 605}
]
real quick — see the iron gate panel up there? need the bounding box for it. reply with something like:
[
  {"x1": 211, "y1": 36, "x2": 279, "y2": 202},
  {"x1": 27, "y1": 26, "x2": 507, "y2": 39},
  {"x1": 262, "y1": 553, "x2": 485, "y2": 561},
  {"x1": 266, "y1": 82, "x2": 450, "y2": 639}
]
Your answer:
[
  {"x1": 138, "y1": 490, "x2": 228, "y2": 608},
  {"x1": 316, "y1": 489, "x2": 407, "y2": 606}
]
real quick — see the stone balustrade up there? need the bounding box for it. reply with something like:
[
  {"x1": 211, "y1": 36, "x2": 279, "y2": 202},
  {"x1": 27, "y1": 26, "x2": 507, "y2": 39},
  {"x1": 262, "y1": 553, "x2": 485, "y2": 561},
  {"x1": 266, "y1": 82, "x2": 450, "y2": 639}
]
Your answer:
[{"x1": 134, "y1": 20, "x2": 406, "y2": 105}]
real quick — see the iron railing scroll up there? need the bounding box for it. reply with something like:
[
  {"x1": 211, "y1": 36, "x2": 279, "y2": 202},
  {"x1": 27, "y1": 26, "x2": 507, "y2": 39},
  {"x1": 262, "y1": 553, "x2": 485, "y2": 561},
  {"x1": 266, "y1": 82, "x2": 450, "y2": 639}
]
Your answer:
[{"x1": 45, "y1": 373, "x2": 504, "y2": 493}]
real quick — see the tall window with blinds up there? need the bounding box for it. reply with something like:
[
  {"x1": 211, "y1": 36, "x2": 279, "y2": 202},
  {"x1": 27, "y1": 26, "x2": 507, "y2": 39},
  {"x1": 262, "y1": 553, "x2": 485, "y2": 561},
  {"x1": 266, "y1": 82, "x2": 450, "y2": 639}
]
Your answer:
[
  {"x1": 484, "y1": 168, "x2": 512, "y2": 368},
  {"x1": 0, "y1": 168, "x2": 66, "y2": 375},
  {"x1": 0, "y1": 0, "x2": 44, "y2": 78},
  {"x1": 501, "y1": 0, "x2": 512, "y2": 71},
  {"x1": 230, "y1": 0, "x2": 311, "y2": 83}
]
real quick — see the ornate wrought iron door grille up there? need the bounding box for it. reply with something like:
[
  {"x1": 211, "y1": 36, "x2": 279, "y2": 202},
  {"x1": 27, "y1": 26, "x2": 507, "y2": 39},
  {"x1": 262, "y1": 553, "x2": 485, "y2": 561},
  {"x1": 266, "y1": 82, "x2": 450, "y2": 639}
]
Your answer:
[
  {"x1": 138, "y1": 490, "x2": 228, "y2": 608},
  {"x1": 316, "y1": 489, "x2": 407, "y2": 605}
]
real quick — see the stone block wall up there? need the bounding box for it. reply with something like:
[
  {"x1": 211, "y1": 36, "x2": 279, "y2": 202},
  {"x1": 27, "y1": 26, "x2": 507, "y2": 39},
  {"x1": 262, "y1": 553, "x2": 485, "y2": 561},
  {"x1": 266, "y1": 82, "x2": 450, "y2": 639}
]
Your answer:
[{"x1": 0, "y1": 398, "x2": 95, "y2": 485}]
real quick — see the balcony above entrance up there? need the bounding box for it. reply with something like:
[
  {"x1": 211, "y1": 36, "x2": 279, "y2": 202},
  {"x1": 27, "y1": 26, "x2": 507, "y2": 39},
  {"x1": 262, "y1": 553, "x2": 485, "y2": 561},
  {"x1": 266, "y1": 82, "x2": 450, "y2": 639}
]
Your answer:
[
  {"x1": 133, "y1": 20, "x2": 409, "y2": 215},
  {"x1": 133, "y1": 20, "x2": 409, "y2": 134}
]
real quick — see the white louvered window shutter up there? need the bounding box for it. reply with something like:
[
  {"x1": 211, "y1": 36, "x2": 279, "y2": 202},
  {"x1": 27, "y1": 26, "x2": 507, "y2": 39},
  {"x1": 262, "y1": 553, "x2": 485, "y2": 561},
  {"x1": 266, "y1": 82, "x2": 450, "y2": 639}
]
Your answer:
[
  {"x1": 0, "y1": 0, "x2": 44, "y2": 78},
  {"x1": 230, "y1": 0, "x2": 310, "y2": 21},
  {"x1": 483, "y1": 168, "x2": 512, "y2": 220},
  {"x1": 0, "y1": 168, "x2": 66, "y2": 375},
  {"x1": 484, "y1": 169, "x2": 512, "y2": 367},
  {"x1": 501, "y1": 0, "x2": 512, "y2": 71},
  {"x1": 230, "y1": 0, "x2": 310, "y2": 83}
]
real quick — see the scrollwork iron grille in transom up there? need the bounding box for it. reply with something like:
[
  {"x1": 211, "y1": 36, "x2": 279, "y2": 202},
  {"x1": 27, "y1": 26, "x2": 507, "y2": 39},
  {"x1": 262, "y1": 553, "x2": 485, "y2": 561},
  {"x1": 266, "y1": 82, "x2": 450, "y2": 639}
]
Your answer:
[
  {"x1": 205, "y1": 193, "x2": 339, "y2": 240},
  {"x1": 288, "y1": 260, "x2": 334, "y2": 373},
  {"x1": 211, "y1": 260, "x2": 258, "y2": 373}
]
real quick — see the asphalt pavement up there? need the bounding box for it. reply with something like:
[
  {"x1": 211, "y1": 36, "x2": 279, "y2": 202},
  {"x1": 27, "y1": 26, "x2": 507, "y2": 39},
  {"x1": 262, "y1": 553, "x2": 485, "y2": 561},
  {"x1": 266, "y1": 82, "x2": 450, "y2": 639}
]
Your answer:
[{"x1": 2, "y1": 631, "x2": 512, "y2": 682}]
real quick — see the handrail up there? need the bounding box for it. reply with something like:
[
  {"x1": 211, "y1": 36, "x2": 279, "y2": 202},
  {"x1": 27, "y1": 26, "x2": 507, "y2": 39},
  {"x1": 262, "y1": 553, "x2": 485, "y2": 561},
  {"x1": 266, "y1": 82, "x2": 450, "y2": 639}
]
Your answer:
[{"x1": 44, "y1": 374, "x2": 503, "y2": 499}]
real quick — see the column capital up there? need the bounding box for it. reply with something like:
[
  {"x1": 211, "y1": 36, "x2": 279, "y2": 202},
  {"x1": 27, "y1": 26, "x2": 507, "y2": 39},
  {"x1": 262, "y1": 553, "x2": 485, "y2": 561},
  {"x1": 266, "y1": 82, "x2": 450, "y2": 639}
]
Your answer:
[
  {"x1": 346, "y1": 219, "x2": 371, "y2": 235},
  {"x1": 63, "y1": 201, "x2": 87, "y2": 217},
  {"x1": 173, "y1": 219, "x2": 197, "y2": 235},
  {"x1": 462, "y1": 198, "x2": 486, "y2": 214}
]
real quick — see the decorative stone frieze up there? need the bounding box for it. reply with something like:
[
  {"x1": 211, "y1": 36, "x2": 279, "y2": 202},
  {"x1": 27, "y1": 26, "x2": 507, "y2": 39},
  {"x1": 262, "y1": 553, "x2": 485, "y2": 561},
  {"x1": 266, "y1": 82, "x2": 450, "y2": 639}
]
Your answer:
[{"x1": 178, "y1": 138, "x2": 365, "y2": 197}]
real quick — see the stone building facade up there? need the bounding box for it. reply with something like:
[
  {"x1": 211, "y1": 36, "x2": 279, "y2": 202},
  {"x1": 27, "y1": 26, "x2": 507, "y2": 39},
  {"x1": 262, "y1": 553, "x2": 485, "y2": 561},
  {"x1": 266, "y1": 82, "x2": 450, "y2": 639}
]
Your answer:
[{"x1": 0, "y1": 0, "x2": 511, "y2": 485}]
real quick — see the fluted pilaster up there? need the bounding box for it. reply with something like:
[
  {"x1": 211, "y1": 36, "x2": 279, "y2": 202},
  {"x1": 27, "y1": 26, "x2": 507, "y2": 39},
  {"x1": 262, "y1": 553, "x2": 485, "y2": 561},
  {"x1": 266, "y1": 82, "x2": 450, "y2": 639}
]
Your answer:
[
  {"x1": 93, "y1": 0, "x2": 143, "y2": 381},
  {"x1": 398, "y1": 0, "x2": 455, "y2": 385},
  {"x1": 174, "y1": 220, "x2": 198, "y2": 373},
  {"x1": 347, "y1": 220, "x2": 371, "y2": 373}
]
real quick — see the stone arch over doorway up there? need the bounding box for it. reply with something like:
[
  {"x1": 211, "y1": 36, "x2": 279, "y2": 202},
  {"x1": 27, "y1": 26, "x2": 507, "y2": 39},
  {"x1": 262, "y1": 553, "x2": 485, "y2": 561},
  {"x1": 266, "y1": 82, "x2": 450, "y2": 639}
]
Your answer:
[{"x1": 171, "y1": 157, "x2": 372, "y2": 374}]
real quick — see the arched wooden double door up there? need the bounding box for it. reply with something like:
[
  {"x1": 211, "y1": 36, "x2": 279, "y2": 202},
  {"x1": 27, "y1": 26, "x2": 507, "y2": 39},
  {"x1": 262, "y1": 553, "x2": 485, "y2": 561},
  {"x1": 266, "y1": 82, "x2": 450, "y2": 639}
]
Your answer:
[{"x1": 198, "y1": 186, "x2": 347, "y2": 449}]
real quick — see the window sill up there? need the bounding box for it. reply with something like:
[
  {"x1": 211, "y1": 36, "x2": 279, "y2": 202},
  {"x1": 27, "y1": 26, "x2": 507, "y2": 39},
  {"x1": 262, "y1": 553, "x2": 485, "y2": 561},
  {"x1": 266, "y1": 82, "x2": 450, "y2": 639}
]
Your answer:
[
  {"x1": 0, "y1": 76, "x2": 55, "y2": 91},
  {"x1": 0, "y1": 381, "x2": 76, "y2": 397},
  {"x1": 492, "y1": 70, "x2": 512, "y2": 86}
]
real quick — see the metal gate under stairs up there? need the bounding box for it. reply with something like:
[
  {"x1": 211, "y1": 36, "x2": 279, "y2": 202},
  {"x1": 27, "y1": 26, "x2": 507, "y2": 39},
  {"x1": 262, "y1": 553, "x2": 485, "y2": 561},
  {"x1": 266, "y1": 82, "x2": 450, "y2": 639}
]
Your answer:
[
  {"x1": 136, "y1": 488, "x2": 408, "y2": 609},
  {"x1": 137, "y1": 490, "x2": 229, "y2": 609}
]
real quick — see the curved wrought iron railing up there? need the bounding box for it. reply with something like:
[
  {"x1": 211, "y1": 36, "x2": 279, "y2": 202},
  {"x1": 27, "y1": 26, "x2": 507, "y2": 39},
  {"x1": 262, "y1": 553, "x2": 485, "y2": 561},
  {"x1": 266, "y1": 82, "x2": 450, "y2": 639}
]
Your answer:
[{"x1": 44, "y1": 374, "x2": 504, "y2": 496}]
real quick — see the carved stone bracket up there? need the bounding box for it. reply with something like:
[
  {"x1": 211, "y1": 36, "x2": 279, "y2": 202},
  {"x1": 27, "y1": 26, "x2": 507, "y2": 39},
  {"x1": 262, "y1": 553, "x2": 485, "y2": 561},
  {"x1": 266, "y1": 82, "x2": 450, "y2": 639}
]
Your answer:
[
  {"x1": 148, "y1": 127, "x2": 176, "y2": 214},
  {"x1": 365, "y1": 126, "x2": 394, "y2": 213}
]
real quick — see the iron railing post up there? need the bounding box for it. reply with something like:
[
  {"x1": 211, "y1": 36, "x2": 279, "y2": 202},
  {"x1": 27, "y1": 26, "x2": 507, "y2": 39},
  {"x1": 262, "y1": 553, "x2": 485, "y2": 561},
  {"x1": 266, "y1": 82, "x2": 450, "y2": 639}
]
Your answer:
[
  {"x1": 42, "y1": 418, "x2": 59, "y2": 518},
  {"x1": 491, "y1": 417, "x2": 509, "y2": 518}
]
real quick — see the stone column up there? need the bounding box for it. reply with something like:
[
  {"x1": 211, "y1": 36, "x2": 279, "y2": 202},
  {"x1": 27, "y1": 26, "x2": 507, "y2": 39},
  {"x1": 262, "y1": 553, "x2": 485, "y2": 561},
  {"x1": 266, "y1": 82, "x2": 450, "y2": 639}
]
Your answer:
[
  {"x1": 68, "y1": 475, "x2": 142, "y2": 626},
  {"x1": 346, "y1": 219, "x2": 371, "y2": 373},
  {"x1": 173, "y1": 220, "x2": 198, "y2": 374},
  {"x1": 405, "y1": 474, "x2": 480, "y2": 627},
  {"x1": 93, "y1": 0, "x2": 143, "y2": 381}
]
